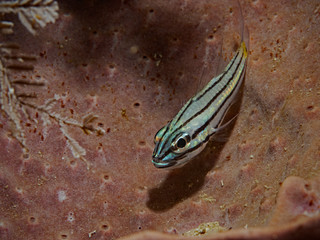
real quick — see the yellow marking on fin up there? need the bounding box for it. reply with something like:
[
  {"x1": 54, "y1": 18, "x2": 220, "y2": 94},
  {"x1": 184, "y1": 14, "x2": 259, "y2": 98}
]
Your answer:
[{"x1": 241, "y1": 41, "x2": 248, "y2": 58}]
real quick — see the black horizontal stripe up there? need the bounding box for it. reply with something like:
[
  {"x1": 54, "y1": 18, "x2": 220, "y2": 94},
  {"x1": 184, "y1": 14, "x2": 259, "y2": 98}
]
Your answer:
[
  {"x1": 157, "y1": 146, "x2": 173, "y2": 161},
  {"x1": 171, "y1": 50, "x2": 244, "y2": 140},
  {"x1": 166, "y1": 116, "x2": 226, "y2": 163},
  {"x1": 174, "y1": 99, "x2": 193, "y2": 125},
  {"x1": 154, "y1": 120, "x2": 171, "y2": 155},
  {"x1": 213, "y1": 67, "x2": 245, "y2": 131},
  {"x1": 174, "y1": 145, "x2": 203, "y2": 161},
  {"x1": 195, "y1": 50, "x2": 240, "y2": 101},
  {"x1": 155, "y1": 46, "x2": 246, "y2": 162},
  {"x1": 159, "y1": 57, "x2": 245, "y2": 162},
  {"x1": 192, "y1": 56, "x2": 245, "y2": 139},
  {"x1": 173, "y1": 51, "x2": 240, "y2": 127}
]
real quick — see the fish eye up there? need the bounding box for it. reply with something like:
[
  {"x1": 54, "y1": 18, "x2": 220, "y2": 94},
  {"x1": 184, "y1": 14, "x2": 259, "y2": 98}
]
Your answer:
[
  {"x1": 177, "y1": 138, "x2": 187, "y2": 148},
  {"x1": 172, "y1": 133, "x2": 190, "y2": 151}
]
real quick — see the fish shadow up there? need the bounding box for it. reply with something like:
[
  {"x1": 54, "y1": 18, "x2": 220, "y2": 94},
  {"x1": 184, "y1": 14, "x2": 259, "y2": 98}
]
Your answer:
[{"x1": 146, "y1": 141, "x2": 224, "y2": 212}]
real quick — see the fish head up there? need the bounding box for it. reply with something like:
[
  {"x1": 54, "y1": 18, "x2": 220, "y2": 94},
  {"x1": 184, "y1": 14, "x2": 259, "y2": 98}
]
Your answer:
[{"x1": 152, "y1": 123, "x2": 206, "y2": 169}]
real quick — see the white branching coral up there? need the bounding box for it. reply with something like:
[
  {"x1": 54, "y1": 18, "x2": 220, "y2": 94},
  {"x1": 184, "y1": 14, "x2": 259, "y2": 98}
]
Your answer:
[
  {"x1": 0, "y1": 45, "x2": 105, "y2": 169},
  {"x1": 0, "y1": 21, "x2": 14, "y2": 34},
  {"x1": 0, "y1": 1, "x2": 104, "y2": 169},
  {"x1": 0, "y1": 46, "x2": 28, "y2": 152},
  {"x1": 0, "y1": 0, "x2": 59, "y2": 35}
]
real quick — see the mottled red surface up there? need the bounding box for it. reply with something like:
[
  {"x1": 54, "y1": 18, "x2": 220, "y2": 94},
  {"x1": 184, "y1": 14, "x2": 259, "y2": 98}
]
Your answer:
[
  {"x1": 0, "y1": 0, "x2": 320, "y2": 240},
  {"x1": 121, "y1": 216, "x2": 320, "y2": 240}
]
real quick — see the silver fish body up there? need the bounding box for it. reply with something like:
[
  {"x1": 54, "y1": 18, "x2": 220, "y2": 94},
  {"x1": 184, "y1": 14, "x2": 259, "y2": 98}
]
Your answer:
[{"x1": 152, "y1": 42, "x2": 248, "y2": 169}]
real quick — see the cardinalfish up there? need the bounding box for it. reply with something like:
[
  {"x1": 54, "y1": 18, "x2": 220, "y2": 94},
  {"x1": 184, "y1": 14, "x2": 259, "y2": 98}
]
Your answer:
[{"x1": 152, "y1": 2, "x2": 248, "y2": 169}]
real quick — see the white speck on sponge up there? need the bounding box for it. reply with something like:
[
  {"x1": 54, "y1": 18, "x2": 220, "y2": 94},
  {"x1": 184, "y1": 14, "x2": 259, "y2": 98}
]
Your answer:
[{"x1": 58, "y1": 190, "x2": 67, "y2": 202}]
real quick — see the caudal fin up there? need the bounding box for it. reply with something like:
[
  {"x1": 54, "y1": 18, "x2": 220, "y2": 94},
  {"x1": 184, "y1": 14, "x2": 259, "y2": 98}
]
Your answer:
[{"x1": 237, "y1": 0, "x2": 250, "y2": 52}]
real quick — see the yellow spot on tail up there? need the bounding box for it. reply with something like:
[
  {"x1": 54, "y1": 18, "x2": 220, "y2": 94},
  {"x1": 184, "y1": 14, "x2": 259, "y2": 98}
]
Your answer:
[{"x1": 241, "y1": 41, "x2": 248, "y2": 58}]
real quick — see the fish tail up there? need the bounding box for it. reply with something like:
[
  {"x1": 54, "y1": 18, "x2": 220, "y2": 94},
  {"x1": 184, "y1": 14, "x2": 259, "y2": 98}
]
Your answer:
[{"x1": 237, "y1": 0, "x2": 250, "y2": 53}]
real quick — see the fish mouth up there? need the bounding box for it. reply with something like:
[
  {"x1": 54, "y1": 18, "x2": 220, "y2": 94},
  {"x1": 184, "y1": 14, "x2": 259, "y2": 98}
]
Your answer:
[{"x1": 152, "y1": 158, "x2": 176, "y2": 168}]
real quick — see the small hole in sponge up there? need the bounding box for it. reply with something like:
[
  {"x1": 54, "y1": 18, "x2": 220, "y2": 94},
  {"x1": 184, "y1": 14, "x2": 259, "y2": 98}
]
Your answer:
[
  {"x1": 307, "y1": 105, "x2": 314, "y2": 110},
  {"x1": 60, "y1": 234, "x2": 68, "y2": 239},
  {"x1": 69, "y1": 160, "x2": 76, "y2": 166},
  {"x1": 29, "y1": 216, "x2": 36, "y2": 223},
  {"x1": 172, "y1": 37, "x2": 178, "y2": 42},
  {"x1": 133, "y1": 102, "x2": 140, "y2": 108},
  {"x1": 101, "y1": 224, "x2": 109, "y2": 231},
  {"x1": 305, "y1": 183, "x2": 311, "y2": 191}
]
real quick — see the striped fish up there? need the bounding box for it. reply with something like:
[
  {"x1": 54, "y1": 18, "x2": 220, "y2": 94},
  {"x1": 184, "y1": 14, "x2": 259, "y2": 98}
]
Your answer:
[{"x1": 152, "y1": 41, "x2": 248, "y2": 169}]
